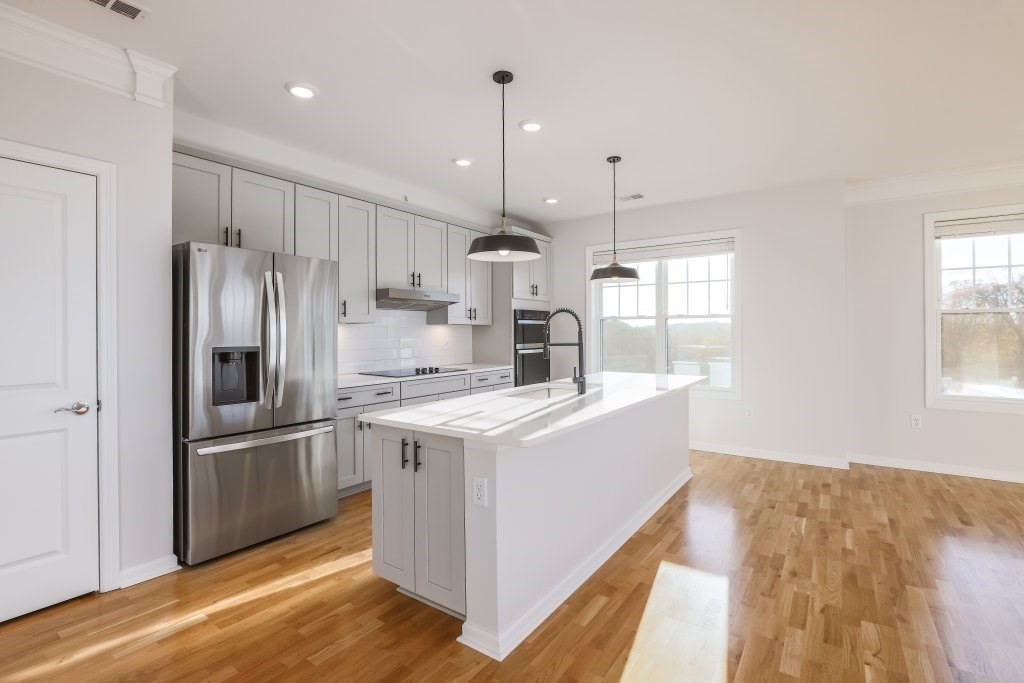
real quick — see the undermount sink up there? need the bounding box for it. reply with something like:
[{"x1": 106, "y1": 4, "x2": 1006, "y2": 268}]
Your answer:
[{"x1": 510, "y1": 386, "x2": 580, "y2": 400}]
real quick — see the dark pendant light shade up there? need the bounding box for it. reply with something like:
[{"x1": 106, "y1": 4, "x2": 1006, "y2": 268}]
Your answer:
[
  {"x1": 591, "y1": 156, "x2": 639, "y2": 282},
  {"x1": 467, "y1": 70, "x2": 541, "y2": 263}
]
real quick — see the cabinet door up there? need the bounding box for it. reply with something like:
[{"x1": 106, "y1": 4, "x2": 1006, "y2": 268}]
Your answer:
[
  {"x1": 401, "y1": 394, "x2": 440, "y2": 407},
  {"x1": 371, "y1": 426, "x2": 415, "y2": 590},
  {"x1": 339, "y1": 197, "x2": 377, "y2": 323},
  {"x1": 512, "y1": 258, "x2": 533, "y2": 299},
  {"x1": 361, "y1": 400, "x2": 399, "y2": 482},
  {"x1": 469, "y1": 230, "x2": 492, "y2": 325},
  {"x1": 413, "y1": 432, "x2": 466, "y2": 614},
  {"x1": 336, "y1": 406, "x2": 362, "y2": 490},
  {"x1": 376, "y1": 207, "x2": 415, "y2": 289},
  {"x1": 172, "y1": 153, "x2": 231, "y2": 246},
  {"x1": 231, "y1": 169, "x2": 295, "y2": 254},
  {"x1": 445, "y1": 225, "x2": 472, "y2": 324},
  {"x1": 532, "y1": 239, "x2": 551, "y2": 301},
  {"x1": 294, "y1": 185, "x2": 338, "y2": 261},
  {"x1": 414, "y1": 216, "x2": 447, "y2": 291}
]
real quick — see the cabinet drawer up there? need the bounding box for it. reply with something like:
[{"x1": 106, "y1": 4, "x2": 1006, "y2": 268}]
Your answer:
[
  {"x1": 363, "y1": 400, "x2": 400, "y2": 416},
  {"x1": 470, "y1": 385, "x2": 493, "y2": 395},
  {"x1": 471, "y1": 369, "x2": 513, "y2": 387},
  {"x1": 401, "y1": 394, "x2": 439, "y2": 407},
  {"x1": 491, "y1": 382, "x2": 513, "y2": 393},
  {"x1": 439, "y1": 389, "x2": 470, "y2": 401},
  {"x1": 400, "y1": 375, "x2": 470, "y2": 400},
  {"x1": 338, "y1": 383, "x2": 399, "y2": 408}
]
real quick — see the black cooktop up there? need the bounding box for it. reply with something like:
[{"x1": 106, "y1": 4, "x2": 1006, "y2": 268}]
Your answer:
[{"x1": 360, "y1": 367, "x2": 464, "y2": 378}]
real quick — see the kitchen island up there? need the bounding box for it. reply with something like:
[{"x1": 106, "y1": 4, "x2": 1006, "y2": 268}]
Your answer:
[{"x1": 360, "y1": 371, "x2": 704, "y2": 661}]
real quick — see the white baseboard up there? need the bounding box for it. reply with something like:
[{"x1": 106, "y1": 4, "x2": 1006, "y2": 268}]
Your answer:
[
  {"x1": 459, "y1": 467, "x2": 693, "y2": 661},
  {"x1": 847, "y1": 453, "x2": 1024, "y2": 484},
  {"x1": 119, "y1": 554, "x2": 180, "y2": 589},
  {"x1": 690, "y1": 441, "x2": 849, "y2": 470}
]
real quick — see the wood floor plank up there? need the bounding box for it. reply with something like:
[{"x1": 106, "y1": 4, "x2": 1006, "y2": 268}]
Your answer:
[{"x1": 1, "y1": 452, "x2": 1024, "y2": 682}]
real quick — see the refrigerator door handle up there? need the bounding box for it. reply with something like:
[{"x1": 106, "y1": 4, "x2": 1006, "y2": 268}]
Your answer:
[
  {"x1": 195, "y1": 424, "x2": 334, "y2": 455},
  {"x1": 262, "y1": 271, "x2": 278, "y2": 408},
  {"x1": 274, "y1": 271, "x2": 288, "y2": 409}
]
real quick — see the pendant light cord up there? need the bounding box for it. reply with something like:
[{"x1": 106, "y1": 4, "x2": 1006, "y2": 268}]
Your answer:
[
  {"x1": 612, "y1": 159, "x2": 617, "y2": 260},
  {"x1": 501, "y1": 80, "x2": 507, "y2": 228}
]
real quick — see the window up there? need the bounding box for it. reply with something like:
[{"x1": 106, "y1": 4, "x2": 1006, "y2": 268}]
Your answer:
[
  {"x1": 589, "y1": 232, "x2": 739, "y2": 393},
  {"x1": 926, "y1": 205, "x2": 1024, "y2": 412}
]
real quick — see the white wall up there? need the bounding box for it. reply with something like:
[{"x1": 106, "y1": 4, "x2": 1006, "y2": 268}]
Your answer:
[
  {"x1": 337, "y1": 311, "x2": 472, "y2": 374},
  {"x1": 0, "y1": 60, "x2": 176, "y2": 577},
  {"x1": 847, "y1": 185, "x2": 1024, "y2": 481},
  {"x1": 547, "y1": 182, "x2": 849, "y2": 467}
]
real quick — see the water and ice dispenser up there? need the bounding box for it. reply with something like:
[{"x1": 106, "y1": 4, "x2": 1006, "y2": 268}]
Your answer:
[{"x1": 211, "y1": 346, "x2": 259, "y2": 405}]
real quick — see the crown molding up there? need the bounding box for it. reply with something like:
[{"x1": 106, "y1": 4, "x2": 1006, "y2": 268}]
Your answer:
[
  {"x1": 0, "y1": 3, "x2": 176, "y2": 107},
  {"x1": 845, "y1": 160, "x2": 1024, "y2": 205}
]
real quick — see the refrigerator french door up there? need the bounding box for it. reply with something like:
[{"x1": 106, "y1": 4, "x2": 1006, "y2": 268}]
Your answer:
[{"x1": 173, "y1": 243, "x2": 338, "y2": 564}]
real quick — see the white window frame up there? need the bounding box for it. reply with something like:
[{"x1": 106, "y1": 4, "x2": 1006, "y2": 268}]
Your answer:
[
  {"x1": 924, "y1": 203, "x2": 1024, "y2": 414},
  {"x1": 585, "y1": 229, "x2": 742, "y2": 399}
]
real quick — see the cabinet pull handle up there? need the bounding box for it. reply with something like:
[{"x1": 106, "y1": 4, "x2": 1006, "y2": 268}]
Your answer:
[
  {"x1": 357, "y1": 419, "x2": 362, "y2": 431},
  {"x1": 414, "y1": 440, "x2": 422, "y2": 472},
  {"x1": 236, "y1": 229, "x2": 242, "y2": 248},
  {"x1": 223, "y1": 227, "x2": 230, "y2": 246},
  {"x1": 341, "y1": 300, "x2": 347, "y2": 318},
  {"x1": 477, "y1": 377, "x2": 488, "y2": 382},
  {"x1": 339, "y1": 396, "x2": 353, "y2": 401},
  {"x1": 376, "y1": 390, "x2": 392, "y2": 396},
  {"x1": 411, "y1": 272, "x2": 416, "y2": 287},
  {"x1": 499, "y1": 374, "x2": 510, "y2": 380},
  {"x1": 417, "y1": 272, "x2": 422, "y2": 287},
  {"x1": 401, "y1": 438, "x2": 409, "y2": 469},
  {"x1": 472, "y1": 307, "x2": 477, "y2": 320}
]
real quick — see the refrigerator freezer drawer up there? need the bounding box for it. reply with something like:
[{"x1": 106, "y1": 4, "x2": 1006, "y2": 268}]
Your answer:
[{"x1": 177, "y1": 421, "x2": 338, "y2": 565}]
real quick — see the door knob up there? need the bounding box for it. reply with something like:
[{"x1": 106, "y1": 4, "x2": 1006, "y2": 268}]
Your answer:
[{"x1": 54, "y1": 401, "x2": 90, "y2": 415}]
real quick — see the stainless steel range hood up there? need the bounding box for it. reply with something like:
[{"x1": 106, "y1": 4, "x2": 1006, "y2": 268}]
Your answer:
[{"x1": 375, "y1": 288, "x2": 460, "y2": 312}]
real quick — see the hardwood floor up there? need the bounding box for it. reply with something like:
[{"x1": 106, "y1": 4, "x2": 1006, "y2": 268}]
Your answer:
[{"x1": 2, "y1": 451, "x2": 1024, "y2": 682}]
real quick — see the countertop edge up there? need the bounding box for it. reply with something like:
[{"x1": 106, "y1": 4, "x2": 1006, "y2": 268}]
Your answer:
[{"x1": 337, "y1": 364, "x2": 514, "y2": 391}]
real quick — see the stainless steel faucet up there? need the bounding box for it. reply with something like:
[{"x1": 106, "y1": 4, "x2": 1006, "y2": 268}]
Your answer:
[{"x1": 543, "y1": 308, "x2": 586, "y2": 395}]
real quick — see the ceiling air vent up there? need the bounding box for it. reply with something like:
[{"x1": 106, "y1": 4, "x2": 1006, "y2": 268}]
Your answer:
[
  {"x1": 86, "y1": 0, "x2": 149, "y2": 20},
  {"x1": 620, "y1": 193, "x2": 645, "y2": 202}
]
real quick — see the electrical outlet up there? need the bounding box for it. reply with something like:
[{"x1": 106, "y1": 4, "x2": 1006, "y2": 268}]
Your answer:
[
  {"x1": 744, "y1": 408, "x2": 753, "y2": 419},
  {"x1": 911, "y1": 415, "x2": 922, "y2": 429},
  {"x1": 472, "y1": 476, "x2": 488, "y2": 507}
]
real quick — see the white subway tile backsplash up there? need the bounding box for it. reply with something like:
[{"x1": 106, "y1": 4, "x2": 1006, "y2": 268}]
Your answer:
[{"x1": 337, "y1": 309, "x2": 472, "y2": 374}]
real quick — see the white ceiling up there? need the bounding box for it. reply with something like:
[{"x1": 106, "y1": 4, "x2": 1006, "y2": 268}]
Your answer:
[{"x1": 11, "y1": 0, "x2": 1024, "y2": 224}]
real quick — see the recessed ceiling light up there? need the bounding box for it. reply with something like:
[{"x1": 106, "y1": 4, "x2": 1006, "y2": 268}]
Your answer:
[
  {"x1": 519, "y1": 120, "x2": 542, "y2": 132},
  {"x1": 544, "y1": 198, "x2": 559, "y2": 204},
  {"x1": 285, "y1": 82, "x2": 318, "y2": 99},
  {"x1": 452, "y1": 158, "x2": 473, "y2": 167}
]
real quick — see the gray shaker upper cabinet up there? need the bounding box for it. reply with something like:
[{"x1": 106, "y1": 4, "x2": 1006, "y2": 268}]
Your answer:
[
  {"x1": 172, "y1": 153, "x2": 232, "y2": 246},
  {"x1": 376, "y1": 207, "x2": 415, "y2": 289},
  {"x1": 413, "y1": 216, "x2": 447, "y2": 292},
  {"x1": 338, "y1": 196, "x2": 377, "y2": 323},
  {"x1": 231, "y1": 168, "x2": 295, "y2": 254},
  {"x1": 294, "y1": 185, "x2": 338, "y2": 262}
]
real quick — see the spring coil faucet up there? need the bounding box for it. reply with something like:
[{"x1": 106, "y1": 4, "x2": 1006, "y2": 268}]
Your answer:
[{"x1": 543, "y1": 308, "x2": 586, "y2": 395}]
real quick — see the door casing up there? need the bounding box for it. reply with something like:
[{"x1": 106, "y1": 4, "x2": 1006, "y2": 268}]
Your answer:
[{"x1": 0, "y1": 137, "x2": 121, "y2": 592}]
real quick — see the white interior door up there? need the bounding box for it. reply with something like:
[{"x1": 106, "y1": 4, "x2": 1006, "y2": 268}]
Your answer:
[{"x1": 0, "y1": 157, "x2": 99, "y2": 622}]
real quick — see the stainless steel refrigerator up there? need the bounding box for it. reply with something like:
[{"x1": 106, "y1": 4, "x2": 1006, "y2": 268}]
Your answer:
[{"x1": 173, "y1": 243, "x2": 338, "y2": 564}]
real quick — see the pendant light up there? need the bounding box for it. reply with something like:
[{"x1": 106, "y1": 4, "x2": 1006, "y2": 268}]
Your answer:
[
  {"x1": 467, "y1": 71, "x2": 542, "y2": 262},
  {"x1": 590, "y1": 156, "x2": 640, "y2": 282}
]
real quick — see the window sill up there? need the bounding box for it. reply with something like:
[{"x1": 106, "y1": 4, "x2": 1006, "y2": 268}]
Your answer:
[{"x1": 927, "y1": 394, "x2": 1024, "y2": 415}]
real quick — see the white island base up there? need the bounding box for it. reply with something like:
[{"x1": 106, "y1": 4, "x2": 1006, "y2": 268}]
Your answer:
[{"x1": 362, "y1": 372, "x2": 703, "y2": 661}]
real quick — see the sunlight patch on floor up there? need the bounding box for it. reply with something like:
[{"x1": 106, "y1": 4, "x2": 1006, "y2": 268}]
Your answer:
[
  {"x1": 621, "y1": 561, "x2": 729, "y2": 683},
  {"x1": 3, "y1": 549, "x2": 372, "y2": 681}
]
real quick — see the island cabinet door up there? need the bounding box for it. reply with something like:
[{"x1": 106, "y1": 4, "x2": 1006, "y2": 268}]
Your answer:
[
  {"x1": 413, "y1": 432, "x2": 466, "y2": 615},
  {"x1": 371, "y1": 426, "x2": 416, "y2": 591}
]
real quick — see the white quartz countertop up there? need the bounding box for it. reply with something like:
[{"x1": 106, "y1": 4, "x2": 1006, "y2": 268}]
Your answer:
[
  {"x1": 359, "y1": 372, "x2": 706, "y2": 447},
  {"x1": 337, "y1": 363, "x2": 513, "y2": 390}
]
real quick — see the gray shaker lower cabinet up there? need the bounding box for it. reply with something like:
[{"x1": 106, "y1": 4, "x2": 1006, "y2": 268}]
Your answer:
[
  {"x1": 336, "y1": 400, "x2": 399, "y2": 490},
  {"x1": 371, "y1": 426, "x2": 466, "y2": 615}
]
